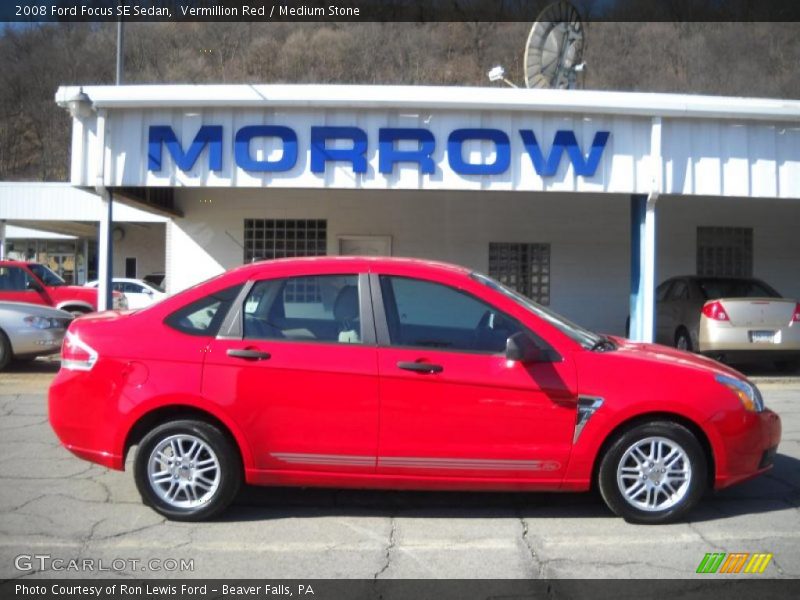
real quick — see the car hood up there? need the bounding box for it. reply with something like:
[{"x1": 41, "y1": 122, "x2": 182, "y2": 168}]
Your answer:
[{"x1": 608, "y1": 335, "x2": 745, "y2": 379}]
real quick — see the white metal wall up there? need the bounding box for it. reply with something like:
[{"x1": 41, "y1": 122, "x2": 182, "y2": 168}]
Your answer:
[
  {"x1": 64, "y1": 102, "x2": 800, "y2": 199},
  {"x1": 166, "y1": 189, "x2": 800, "y2": 335}
]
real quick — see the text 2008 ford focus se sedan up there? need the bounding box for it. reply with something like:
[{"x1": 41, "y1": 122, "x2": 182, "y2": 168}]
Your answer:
[{"x1": 49, "y1": 258, "x2": 781, "y2": 523}]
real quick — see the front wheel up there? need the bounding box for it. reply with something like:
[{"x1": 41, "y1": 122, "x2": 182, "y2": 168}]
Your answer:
[
  {"x1": 598, "y1": 421, "x2": 707, "y2": 524},
  {"x1": 134, "y1": 419, "x2": 242, "y2": 521}
]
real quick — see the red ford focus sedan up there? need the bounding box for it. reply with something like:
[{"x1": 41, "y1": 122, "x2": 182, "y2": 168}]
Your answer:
[{"x1": 49, "y1": 257, "x2": 781, "y2": 523}]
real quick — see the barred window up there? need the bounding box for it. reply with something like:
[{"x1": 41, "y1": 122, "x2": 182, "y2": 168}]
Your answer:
[
  {"x1": 244, "y1": 219, "x2": 327, "y2": 263},
  {"x1": 697, "y1": 227, "x2": 753, "y2": 277},
  {"x1": 488, "y1": 242, "x2": 551, "y2": 305}
]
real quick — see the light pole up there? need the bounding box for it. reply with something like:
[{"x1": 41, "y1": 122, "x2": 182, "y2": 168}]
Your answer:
[{"x1": 116, "y1": 19, "x2": 124, "y2": 85}]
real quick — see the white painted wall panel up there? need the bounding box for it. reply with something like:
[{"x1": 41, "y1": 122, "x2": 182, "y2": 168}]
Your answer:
[
  {"x1": 78, "y1": 107, "x2": 654, "y2": 194},
  {"x1": 73, "y1": 102, "x2": 800, "y2": 199}
]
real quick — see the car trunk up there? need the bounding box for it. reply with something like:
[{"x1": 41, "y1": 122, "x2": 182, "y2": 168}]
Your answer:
[{"x1": 721, "y1": 298, "x2": 796, "y2": 328}]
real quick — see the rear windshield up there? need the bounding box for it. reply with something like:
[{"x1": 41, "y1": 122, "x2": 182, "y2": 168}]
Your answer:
[{"x1": 696, "y1": 278, "x2": 780, "y2": 300}]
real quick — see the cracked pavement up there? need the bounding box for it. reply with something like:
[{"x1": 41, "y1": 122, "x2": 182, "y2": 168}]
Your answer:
[{"x1": 1, "y1": 362, "x2": 798, "y2": 579}]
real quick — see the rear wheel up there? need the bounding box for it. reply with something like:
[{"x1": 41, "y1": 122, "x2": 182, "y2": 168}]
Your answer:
[
  {"x1": 134, "y1": 419, "x2": 241, "y2": 521},
  {"x1": 598, "y1": 421, "x2": 707, "y2": 524},
  {"x1": 675, "y1": 328, "x2": 693, "y2": 352}
]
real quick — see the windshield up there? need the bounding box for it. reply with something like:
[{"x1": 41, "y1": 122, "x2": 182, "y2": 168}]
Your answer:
[
  {"x1": 471, "y1": 272, "x2": 604, "y2": 350},
  {"x1": 28, "y1": 264, "x2": 66, "y2": 286},
  {"x1": 696, "y1": 278, "x2": 781, "y2": 300},
  {"x1": 148, "y1": 281, "x2": 166, "y2": 294}
]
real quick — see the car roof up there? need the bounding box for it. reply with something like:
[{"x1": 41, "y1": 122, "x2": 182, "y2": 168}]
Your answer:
[{"x1": 228, "y1": 256, "x2": 472, "y2": 277}]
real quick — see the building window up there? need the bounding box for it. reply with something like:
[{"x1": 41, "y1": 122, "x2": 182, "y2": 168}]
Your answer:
[
  {"x1": 244, "y1": 219, "x2": 327, "y2": 263},
  {"x1": 488, "y1": 242, "x2": 551, "y2": 305},
  {"x1": 696, "y1": 227, "x2": 753, "y2": 277}
]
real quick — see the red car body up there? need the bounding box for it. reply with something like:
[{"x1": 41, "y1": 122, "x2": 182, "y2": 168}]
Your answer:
[
  {"x1": 48, "y1": 257, "x2": 781, "y2": 521},
  {"x1": 0, "y1": 260, "x2": 122, "y2": 313}
]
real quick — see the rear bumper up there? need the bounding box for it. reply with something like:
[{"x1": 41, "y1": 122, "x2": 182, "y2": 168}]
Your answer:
[
  {"x1": 699, "y1": 319, "x2": 800, "y2": 357},
  {"x1": 48, "y1": 365, "x2": 126, "y2": 471},
  {"x1": 713, "y1": 408, "x2": 781, "y2": 489}
]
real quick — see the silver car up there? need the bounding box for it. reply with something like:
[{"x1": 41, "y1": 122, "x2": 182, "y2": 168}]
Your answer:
[
  {"x1": 0, "y1": 302, "x2": 73, "y2": 370},
  {"x1": 654, "y1": 276, "x2": 800, "y2": 371}
]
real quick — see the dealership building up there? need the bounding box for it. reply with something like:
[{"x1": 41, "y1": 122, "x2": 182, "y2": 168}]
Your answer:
[{"x1": 10, "y1": 84, "x2": 799, "y2": 340}]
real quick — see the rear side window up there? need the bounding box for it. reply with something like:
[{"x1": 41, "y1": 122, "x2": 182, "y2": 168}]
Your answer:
[
  {"x1": 165, "y1": 285, "x2": 243, "y2": 337},
  {"x1": 243, "y1": 275, "x2": 361, "y2": 343}
]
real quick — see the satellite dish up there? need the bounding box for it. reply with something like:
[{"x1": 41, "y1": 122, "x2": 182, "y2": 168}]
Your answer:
[{"x1": 524, "y1": 1, "x2": 585, "y2": 89}]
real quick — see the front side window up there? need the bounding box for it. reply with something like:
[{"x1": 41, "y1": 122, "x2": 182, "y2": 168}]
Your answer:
[
  {"x1": 165, "y1": 285, "x2": 243, "y2": 337},
  {"x1": 472, "y1": 272, "x2": 603, "y2": 350},
  {"x1": 28, "y1": 264, "x2": 66, "y2": 286},
  {"x1": 243, "y1": 275, "x2": 362, "y2": 344},
  {"x1": 379, "y1": 276, "x2": 525, "y2": 353}
]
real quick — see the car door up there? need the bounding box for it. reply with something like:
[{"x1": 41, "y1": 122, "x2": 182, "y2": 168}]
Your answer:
[
  {"x1": 372, "y1": 273, "x2": 578, "y2": 485},
  {"x1": 0, "y1": 265, "x2": 48, "y2": 306},
  {"x1": 203, "y1": 272, "x2": 380, "y2": 475}
]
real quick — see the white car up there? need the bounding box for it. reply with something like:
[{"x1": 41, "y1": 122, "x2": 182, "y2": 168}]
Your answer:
[{"x1": 85, "y1": 278, "x2": 166, "y2": 309}]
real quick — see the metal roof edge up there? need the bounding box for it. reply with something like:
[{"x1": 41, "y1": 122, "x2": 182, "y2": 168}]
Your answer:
[{"x1": 55, "y1": 84, "x2": 800, "y2": 122}]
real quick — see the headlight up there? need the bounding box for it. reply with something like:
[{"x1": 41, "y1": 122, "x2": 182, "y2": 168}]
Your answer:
[
  {"x1": 24, "y1": 316, "x2": 60, "y2": 330},
  {"x1": 714, "y1": 374, "x2": 764, "y2": 412}
]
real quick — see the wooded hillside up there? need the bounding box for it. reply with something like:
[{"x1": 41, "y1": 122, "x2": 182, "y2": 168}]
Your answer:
[{"x1": 1, "y1": 21, "x2": 798, "y2": 180}]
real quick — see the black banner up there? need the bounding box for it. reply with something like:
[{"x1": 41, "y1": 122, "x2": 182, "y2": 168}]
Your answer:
[
  {"x1": 3, "y1": 580, "x2": 800, "y2": 600},
  {"x1": 3, "y1": 0, "x2": 800, "y2": 23}
]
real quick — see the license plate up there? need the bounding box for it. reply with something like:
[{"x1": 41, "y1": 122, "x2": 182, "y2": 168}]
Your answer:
[{"x1": 749, "y1": 330, "x2": 777, "y2": 343}]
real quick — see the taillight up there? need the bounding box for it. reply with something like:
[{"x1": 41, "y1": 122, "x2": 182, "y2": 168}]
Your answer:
[
  {"x1": 702, "y1": 301, "x2": 729, "y2": 321},
  {"x1": 61, "y1": 331, "x2": 98, "y2": 371},
  {"x1": 793, "y1": 303, "x2": 800, "y2": 323}
]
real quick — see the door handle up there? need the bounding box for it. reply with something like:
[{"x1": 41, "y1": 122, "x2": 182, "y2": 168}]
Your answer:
[
  {"x1": 397, "y1": 361, "x2": 443, "y2": 374},
  {"x1": 227, "y1": 348, "x2": 271, "y2": 361}
]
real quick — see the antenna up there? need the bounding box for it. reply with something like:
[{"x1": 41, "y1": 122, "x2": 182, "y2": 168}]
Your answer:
[{"x1": 524, "y1": 1, "x2": 586, "y2": 89}]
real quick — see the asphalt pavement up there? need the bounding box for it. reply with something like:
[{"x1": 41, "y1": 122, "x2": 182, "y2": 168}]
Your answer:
[{"x1": 1, "y1": 361, "x2": 798, "y2": 579}]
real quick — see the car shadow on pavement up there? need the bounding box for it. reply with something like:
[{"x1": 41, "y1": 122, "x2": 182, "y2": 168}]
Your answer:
[
  {"x1": 220, "y1": 452, "x2": 800, "y2": 523},
  {"x1": 3, "y1": 358, "x2": 60, "y2": 374}
]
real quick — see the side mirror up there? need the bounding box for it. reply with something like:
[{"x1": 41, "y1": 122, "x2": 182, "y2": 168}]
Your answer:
[
  {"x1": 26, "y1": 279, "x2": 43, "y2": 292},
  {"x1": 505, "y1": 332, "x2": 544, "y2": 363}
]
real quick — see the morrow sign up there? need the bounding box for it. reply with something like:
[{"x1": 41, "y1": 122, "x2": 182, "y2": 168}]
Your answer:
[{"x1": 148, "y1": 126, "x2": 610, "y2": 177}]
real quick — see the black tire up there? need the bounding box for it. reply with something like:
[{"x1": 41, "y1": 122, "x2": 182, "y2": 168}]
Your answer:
[
  {"x1": 0, "y1": 329, "x2": 11, "y2": 371},
  {"x1": 134, "y1": 419, "x2": 242, "y2": 521},
  {"x1": 675, "y1": 328, "x2": 693, "y2": 352},
  {"x1": 64, "y1": 307, "x2": 91, "y2": 318},
  {"x1": 598, "y1": 421, "x2": 707, "y2": 524},
  {"x1": 775, "y1": 360, "x2": 800, "y2": 374}
]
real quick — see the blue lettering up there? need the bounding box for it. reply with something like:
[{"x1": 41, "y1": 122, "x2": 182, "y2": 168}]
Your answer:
[
  {"x1": 234, "y1": 126, "x2": 298, "y2": 172},
  {"x1": 148, "y1": 125, "x2": 222, "y2": 171},
  {"x1": 378, "y1": 128, "x2": 436, "y2": 174},
  {"x1": 520, "y1": 130, "x2": 609, "y2": 177},
  {"x1": 310, "y1": 126, "x2": 368, "y2": 174},
  {"x1": 447, "y1": 129, "x2": 510, "y2": 176}
]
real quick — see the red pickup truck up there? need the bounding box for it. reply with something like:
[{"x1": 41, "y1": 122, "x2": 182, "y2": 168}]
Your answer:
[{"x1": 0, "y1": 260, "x2": 126, "y2": 315}]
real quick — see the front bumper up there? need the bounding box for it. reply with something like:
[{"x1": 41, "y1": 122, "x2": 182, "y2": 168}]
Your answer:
[{"x1": 714, "y1": 408, "x2": 781, "y2": 489}]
